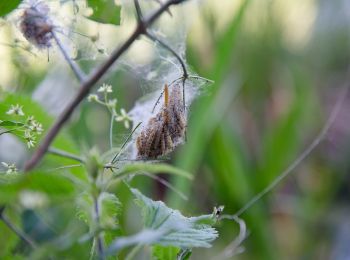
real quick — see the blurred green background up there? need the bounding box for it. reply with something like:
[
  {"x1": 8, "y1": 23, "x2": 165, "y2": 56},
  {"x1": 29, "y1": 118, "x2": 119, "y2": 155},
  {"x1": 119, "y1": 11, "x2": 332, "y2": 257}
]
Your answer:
[{"x1": 1, "y1": 0, "x2": 350, "y2": 259}]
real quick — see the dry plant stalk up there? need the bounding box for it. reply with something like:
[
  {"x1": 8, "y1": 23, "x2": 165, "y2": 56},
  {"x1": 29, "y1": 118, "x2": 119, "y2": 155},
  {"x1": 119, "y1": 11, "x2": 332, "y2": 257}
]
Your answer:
[
  {"x1": 20, "y1": 4, "x2": 53, "y2": 48},
  {"x1": 137, "y1": 84, "x2": 186, "y2": 158}
]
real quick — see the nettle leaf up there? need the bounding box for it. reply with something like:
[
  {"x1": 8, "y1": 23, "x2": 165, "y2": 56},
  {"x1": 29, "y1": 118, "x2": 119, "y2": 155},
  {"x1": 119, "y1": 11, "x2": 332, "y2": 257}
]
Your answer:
[
  {"x1": 99, "y1": 192, "x2": 121, "y2": 229},
  {"x1": 76, "y1": 192, "x2": 93, "y2": 226},
  {"x1": 106, "y1": 188, "x2": 218, "y2": 255},
  {"x1": 0, "y1": 172, "x2": 76, "y2": 204},
  {"x1": 152, "y1": 245, "x2": 180, "y2": 260},
  {"x1": 86, "y1": 0, "x2": 122, "y2": 25},
  {"x1": 76, "y1": 192, "x2": 121, "y2": 231},
  {"x1": 0, "y1": 0, "x2": 21, "y2": 17}
]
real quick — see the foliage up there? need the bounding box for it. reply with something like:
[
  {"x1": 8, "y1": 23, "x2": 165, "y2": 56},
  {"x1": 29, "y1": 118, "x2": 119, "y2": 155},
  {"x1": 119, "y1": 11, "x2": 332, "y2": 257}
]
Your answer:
[{"x1": 1, "y1": 0, "x2": 349, "y2": 259}]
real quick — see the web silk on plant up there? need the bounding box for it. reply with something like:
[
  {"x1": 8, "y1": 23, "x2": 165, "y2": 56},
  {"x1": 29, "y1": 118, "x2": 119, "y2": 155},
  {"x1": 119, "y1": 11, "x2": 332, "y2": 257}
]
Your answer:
[{"x1": 112, "y1": 0, "x2": 213, "y2": 160}]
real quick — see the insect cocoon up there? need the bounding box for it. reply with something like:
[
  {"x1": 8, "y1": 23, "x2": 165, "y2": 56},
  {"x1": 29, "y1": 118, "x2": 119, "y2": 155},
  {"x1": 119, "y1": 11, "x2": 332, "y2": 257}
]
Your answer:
[
  {"x1": 20, "y1": 3, "x2": 53, "y2": 48},
  {"x1": 136, "y1": 84, "x2": 186, "y2": 158}
]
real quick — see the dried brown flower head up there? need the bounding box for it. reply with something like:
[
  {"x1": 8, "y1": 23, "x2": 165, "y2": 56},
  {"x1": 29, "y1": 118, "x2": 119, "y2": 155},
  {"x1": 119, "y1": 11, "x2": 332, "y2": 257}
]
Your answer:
[
  {"x1": 20, "y1": 4, "x2": 53, "y2": 48},
  {"x1": 136, "y1": 84, "x2": 186, "y2": 159}
]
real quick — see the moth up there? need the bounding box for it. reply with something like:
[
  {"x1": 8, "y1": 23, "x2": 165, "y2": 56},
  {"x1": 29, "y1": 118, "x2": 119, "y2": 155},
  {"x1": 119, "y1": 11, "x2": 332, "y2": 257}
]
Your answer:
[{"x1": 136, "y1": 84, "x2": 186, "y2": 159}]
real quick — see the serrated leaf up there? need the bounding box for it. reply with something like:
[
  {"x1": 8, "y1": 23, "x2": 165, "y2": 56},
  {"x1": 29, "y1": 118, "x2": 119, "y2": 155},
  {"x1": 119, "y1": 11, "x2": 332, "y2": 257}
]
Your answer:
[
  {"x1": 114, "y1": 163, "x2": 193, "y2": 180},
  {"x1": 0, "y1": 0, "x2": 21, "y2": 17},
  {"x1": 76, "y1": 192, "x2": 121, "y2": 232},
  {"x1": 106, "y1": 188, "x2": 218, "y2": 255},
  {"x1": 152, "y1": 245, "x2": 180, "y2": 260},
  {"x1": 76, "y1": 192, "x2": 93, "y2": 226},
  {"x1": 86, "y1": 0, "x2": 121, "y2": 25},
  {"x1": 99, "y1": 192, "x2": 121, "y2": 229}
]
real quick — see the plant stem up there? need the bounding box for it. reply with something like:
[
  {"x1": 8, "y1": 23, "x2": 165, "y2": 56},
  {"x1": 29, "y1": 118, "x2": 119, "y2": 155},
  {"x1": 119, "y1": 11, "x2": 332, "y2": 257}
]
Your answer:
[
  {"x1": 24, "y1": 0, "x2": 188, "y2": 172},
  {"x1": 93, "y1": 196, "x2": 105, "y2": 260},
  {"x1": 109, "y1": 113, "x2": 114, "y2": 150},
  {"x1": 48, "y1": 147, "x2": 85, "y2": 163},
  {"x1": 52, "y1": 31, "x2": 86, "y2": 82},
  {"x1": 145, "y1": 31, "x2": 188, "y2": 79},
  {"x1": 125, "y1": 244, "x2": 143, "y2": 260},
  {"x1": 0, "y1": 207, "x2": 37, "y2": 249}
]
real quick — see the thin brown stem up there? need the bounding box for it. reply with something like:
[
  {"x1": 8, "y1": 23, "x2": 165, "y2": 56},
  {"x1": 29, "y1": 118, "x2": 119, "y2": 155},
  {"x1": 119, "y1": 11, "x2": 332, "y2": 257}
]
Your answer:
[
  {"x1": 52, "y1": 31, "x2": 86, "y2": 82},
  {"x1": 145, "y1": 31, "x2": 188, "y2": 79},
  {"x1": 24, "y1": 0, "x2": 187, "y2": 172},
  {"x1": 0, "y1": 207, "x2": 37, "y2": 249},
  {"x1": 48, "y1": 147, "x2": 85, "y2": 163}
]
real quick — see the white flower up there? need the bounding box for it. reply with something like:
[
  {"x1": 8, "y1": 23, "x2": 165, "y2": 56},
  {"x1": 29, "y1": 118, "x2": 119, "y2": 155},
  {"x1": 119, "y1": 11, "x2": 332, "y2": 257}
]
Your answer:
[
  {"x1": 29, "y1": 121, "x2": 44, "y2": 134},
  {"x1": 26, "y1": 116, "x2": 35, "y2": 125},
  {"x1": 1, "y1": 162, "x2": 18, "y2": 174},
  {"x1": 88, "y1": 94, "x2": 99, "y2": 102},
  {"x1": 6, "y1": 104, "x2": 25, "y2": 116},
  {"x1": 97, "y1": 83, "x2": 113, "y2": 93},
  {"x1": 116, "y1": 109, "x2": 131, "y2": 129},
  {"x1": 24, "y1": 130, "x2": 36, "y2": 148},
  {"x1": 107, "y1": 98, "x2": 117, "y2": 109}
]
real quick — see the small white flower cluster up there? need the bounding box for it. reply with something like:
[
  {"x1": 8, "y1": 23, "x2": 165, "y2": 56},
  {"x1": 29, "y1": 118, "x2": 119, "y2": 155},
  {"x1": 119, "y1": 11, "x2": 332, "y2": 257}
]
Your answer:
[
  {"x1": 88, "y1": 83, "x2": 131, "y2": 129},
  {"x1": 1, "y1": 162, "x2": 18, "y2": 174},
  {"x1": 5, "y1": 104, "x2": 44, "y2": 148}
]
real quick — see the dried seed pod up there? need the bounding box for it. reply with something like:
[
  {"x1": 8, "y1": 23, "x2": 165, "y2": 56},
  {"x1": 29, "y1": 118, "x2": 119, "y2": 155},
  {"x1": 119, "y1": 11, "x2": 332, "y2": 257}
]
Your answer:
[
  {"x1": 20, "y1": 4, "x2": 53, "y2": 48},
  {"x1": 136, "y1": 84, "x2": 186, "y2": 159}
]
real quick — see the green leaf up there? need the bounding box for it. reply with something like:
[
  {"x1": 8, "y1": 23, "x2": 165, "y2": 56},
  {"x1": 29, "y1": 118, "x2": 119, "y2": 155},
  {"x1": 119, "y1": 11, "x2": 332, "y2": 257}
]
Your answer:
[
  {"x1": 0, "y1": 172, "x2": 76, "y2": 204},
  {"x1": 0, "y1": 120, "x2": 24, "y2": 127},
  {"x1": 152, "y1": 245, "x2": 180, "y2": 260},
  {"x1": 77, "y1": 192, "x2": 121, "y2": 232},
  {"x1": 106, "y1": 188, "x2": 218, "y2": 255},
  {"x1": 114, "y1": 163, "x2": 193, "y2": 180},
  {"x1": 99, "y1": 192, "x2": 121, "y2": 230},
  {"x1": 0, "y1": 1, "x2": 21, "y2": 17},
  {"x1": 86, "y1": 0, "x2": 121, "y2": 25}
]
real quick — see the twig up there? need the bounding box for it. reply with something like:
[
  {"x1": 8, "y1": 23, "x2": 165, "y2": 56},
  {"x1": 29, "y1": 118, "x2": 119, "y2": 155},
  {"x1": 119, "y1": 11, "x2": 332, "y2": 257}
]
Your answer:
[
  {"x1": 145, "y1": 32, "x2": 188, "y2": 79},
  {"x1": 24, "y1": 0, "x2": 187, "y2": 172},
  {"x1": 110, "y1": 122, "x2": 142, "y2": 165},
  {"x1": 134, "y1": 0, "x2": 143, "y2": 22},
  {"x1": 48, "y1": 147, "x2": 85, "y2": 163},
  {"x1": 0, "y1": 207, "x2": 37, "y2": 249},
  {"x1": 94, "y1": 196, "x2": 105, "y2": 260},
  {"x1": 146, "y1": 31, "x2": 188, "y2": 112},
  {"x1": 234, "y1": 84, "x2": 349, "y2": 217},
  {"x1": 51, "y1": 31, "x2": 86, "y2": 82}
]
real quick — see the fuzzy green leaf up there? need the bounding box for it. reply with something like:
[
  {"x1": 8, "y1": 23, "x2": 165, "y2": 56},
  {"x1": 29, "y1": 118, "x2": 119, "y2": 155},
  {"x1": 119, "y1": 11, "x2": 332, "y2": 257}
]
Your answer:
[
  {"x1": 86, "y1": 0, "x2": 121, "y2": 25},
  {"x1": 152, "y1": 245, "x2": 180, "y2": 260},
  {"x1": 106, "y1": 188, "x2": 218, "y2": 255},
  {"x1": 0, "y1": 1, "x2": 21, "y2": 17},
  {"x1": 99, "y1": 192, "x2": 121, "y2": 229}
]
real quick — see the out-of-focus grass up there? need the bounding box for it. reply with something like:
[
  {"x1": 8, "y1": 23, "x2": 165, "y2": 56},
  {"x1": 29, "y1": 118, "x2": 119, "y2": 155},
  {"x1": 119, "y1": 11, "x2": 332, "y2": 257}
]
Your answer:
[{"x1": 166, "y1": 0, "x2": 350, "y2": 259}]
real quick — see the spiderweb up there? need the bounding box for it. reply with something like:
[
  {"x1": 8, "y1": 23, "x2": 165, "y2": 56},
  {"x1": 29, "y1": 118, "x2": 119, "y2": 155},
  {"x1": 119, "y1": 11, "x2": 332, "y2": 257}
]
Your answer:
[{"x1": 113, "y1": 0, "x2": 212, "y2": 160}]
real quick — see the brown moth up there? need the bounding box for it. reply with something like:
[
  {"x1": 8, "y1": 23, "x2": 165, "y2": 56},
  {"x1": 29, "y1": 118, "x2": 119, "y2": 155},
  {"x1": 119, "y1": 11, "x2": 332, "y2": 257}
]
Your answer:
[{"x1": 136, "y1": 83, "x2": 186, "y2": 159}]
